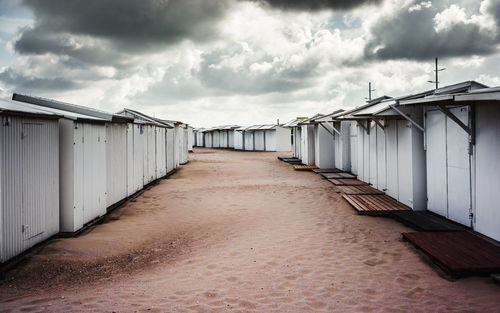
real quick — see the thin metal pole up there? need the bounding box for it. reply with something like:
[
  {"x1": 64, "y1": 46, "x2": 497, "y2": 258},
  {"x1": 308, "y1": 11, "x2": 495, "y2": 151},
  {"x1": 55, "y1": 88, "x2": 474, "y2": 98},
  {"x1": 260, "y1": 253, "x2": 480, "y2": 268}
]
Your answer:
[{"x1": 435, "y1": 58, "x2": 438, "y2": 89}]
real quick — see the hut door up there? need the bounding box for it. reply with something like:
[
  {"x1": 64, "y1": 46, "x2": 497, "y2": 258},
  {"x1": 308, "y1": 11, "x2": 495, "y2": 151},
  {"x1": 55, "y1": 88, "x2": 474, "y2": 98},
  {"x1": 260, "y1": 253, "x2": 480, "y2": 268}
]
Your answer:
[
  {"x1": 426, "y1": 110, "x2": 448, "y2": 217},
  {"x1": 446, "y1": 107, "x2": 470, "y2": 226},
  {"x1": 21, "y1": 122, "x2": 45, "y2": 239},
  {"x1": 385, "y1": 120, "x2": 398, "y2": 200},
  {"x1": 397, "y1": 120, "x2": 413, "y2": 208}
]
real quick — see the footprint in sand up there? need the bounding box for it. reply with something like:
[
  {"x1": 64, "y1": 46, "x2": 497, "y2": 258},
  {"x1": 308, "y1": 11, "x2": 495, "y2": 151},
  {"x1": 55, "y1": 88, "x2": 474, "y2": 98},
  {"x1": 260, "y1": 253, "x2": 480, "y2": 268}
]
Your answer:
[
  {"x1": 226, "y1": 276, "x2": 238, "y2": 282},
  {"x1": 363, "y1": 258, "x2": 385, "y2": 266}
]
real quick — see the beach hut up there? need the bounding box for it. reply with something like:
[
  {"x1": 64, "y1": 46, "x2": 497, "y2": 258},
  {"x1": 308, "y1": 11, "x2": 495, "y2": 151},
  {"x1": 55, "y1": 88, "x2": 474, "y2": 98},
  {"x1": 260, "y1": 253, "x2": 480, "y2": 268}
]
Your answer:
[
  {"x1": 308, "y1": 112, "x2": 342, "y2": 169},
  {"x1": 212, "y1": 129, "x2": 220, "y2": 148},
  {"x1": 254, "y1": 127, "x2": 266, "y2": 151},
  {"x1": 187, "y1": 126, "x2": 194, "y2": 152},
  {"x1": 0, "y1": 99, "x2": 60, "y2": 263},
  {"x1": 204, "y1": 129, "x2": 213, "y2": 148},
  {"x1": 259, "y1": 124, "x2": 292, "y2": 152},
  {"x1": 233, "y1": 127, "x2": 246, "y2": 150},
  {"x1": 399, "y1": 82, "x2": 499, "y2": 239},
  {"x1": 244, "y1": 126, "x2": 261, "y2": 151},
  {"x1": 118, "y1": 109, "x2": 173, "y2": 184},
  {"x1": 13, "y1": 94, "x2": 109, "y2": 233},
  {"x1": 284, "y1": 118, "x2": 307, "y2": 159},
  {"x1": 299, "y1": 115, "x2": 322, "y2": 166}
]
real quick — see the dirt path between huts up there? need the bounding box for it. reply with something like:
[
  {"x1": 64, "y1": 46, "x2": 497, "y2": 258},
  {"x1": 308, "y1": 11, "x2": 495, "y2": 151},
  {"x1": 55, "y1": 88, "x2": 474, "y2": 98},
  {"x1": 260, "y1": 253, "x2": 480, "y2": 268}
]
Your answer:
[{"x1": 1, "y1": 148, "x2": 500, "y2": 312}]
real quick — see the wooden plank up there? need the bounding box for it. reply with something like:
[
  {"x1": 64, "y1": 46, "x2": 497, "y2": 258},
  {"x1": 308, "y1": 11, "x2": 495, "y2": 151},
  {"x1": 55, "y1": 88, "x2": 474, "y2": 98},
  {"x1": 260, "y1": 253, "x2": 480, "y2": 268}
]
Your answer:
[
  {"x1": 343, "y1": 194, "x2": 410, "y2": 215},
  {"x1": 321, "y1": 172, "x2": 356, "y2": 179},
  {"x1": 402, "y1": 231, "x2": 500, "y2": 277},
  {"x1": 312, "y1": 168, "x2": 342, "y2": 174},
  {"x1": 293, "y1": 165, "x2": 319, "y2": 171},
  {"x1": 328, "y1": 178, "x2": 369, "y2": 186}
]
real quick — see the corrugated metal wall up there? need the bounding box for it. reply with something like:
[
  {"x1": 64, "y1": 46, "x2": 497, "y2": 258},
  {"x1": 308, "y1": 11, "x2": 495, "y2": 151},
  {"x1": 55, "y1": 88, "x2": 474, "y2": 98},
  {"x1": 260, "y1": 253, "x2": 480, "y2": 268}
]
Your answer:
[
  {"x1": 132, "y1": 124, "x2": 145, "y2": 193},
  {"x1": 166, "y1": 128, "x2": 174, "y2": 173},
  {"x1": 156, "y1": 127, "x2": 166, "y2": 178},
  {"x1": 1, "y1": 116, "x2": 59, "y2": 262},
  {"x1": 82, "y1": 123, "x2": 107, "y2": 227},
  {"x1": 143, "y1": 125, "x2": 156, "y2": 184},
  {"x1": 126, "y1": 124, "x2": 135, "y2": 196},
  {"x1": 106, "y1": 123, "x2": 128, "y2": 207}
]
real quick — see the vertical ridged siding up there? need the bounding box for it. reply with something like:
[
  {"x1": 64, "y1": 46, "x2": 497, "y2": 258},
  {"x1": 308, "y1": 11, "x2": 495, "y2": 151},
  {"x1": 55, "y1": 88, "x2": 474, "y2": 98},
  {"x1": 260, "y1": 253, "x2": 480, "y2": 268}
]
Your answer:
[
  {"x1": 155, "y1": 127, "x2": 166, "y2": 178},
  {"x1": 1, "y1": 116, "x2": 59, "y2": 262},
  {"x1": 166, "y1": 129, "x2": 174, "y2": 173},
  {"x1": 106, "y1": 123, "x2": 128, "y2": 207}
]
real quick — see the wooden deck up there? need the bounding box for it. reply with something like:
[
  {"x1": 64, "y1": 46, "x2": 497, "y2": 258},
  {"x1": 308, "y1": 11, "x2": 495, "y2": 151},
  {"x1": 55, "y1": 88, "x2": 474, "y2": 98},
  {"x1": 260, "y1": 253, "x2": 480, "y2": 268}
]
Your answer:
[
  {"x1": 321, "y1": 172, "x2": 356, "y2": 179},
  {"x1": 293, "y1": 165, "x2": 319, "y2": 171},
  {"x1": 312, "y1": 168, "x2": 342, "y2": 174},
  {"x1": 342, "y1": 194, "x2": 410, "y2": 215},
  {"x1": 328, "y1": 178, "x2": 369, "y2": 186},
  {"x1": 336, "y1": 185, "x2": 384, "y2": 195},
  {"x1": 392, "y1": 211, "x2": 466, "y2": 232},
  {"x1": 402, "y1": 231, "x2": 500, "y2": 277}
]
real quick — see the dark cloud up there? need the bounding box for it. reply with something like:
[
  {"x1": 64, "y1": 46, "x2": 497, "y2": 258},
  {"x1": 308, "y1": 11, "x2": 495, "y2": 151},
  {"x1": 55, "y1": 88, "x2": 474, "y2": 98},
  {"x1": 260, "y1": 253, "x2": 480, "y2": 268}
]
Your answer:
[
  {"x1": 16, "y1": 0, "x2": 231, "y2": 54},
  {"x1": 253, "y1": 0, "x2": 382, "y2": 10},
  {"x1": 365, "y1": 2, "x2": 500, "y2": 60},
  {"x1": 0, "y1": 68, "x2": 77, "y2": 91}
]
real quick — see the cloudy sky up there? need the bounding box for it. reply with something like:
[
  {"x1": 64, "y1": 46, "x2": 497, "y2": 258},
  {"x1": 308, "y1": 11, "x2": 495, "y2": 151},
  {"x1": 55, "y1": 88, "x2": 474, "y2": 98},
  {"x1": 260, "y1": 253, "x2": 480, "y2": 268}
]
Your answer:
[{"x1": 0, "y1": 0, "x2": 499, "y2": 127}]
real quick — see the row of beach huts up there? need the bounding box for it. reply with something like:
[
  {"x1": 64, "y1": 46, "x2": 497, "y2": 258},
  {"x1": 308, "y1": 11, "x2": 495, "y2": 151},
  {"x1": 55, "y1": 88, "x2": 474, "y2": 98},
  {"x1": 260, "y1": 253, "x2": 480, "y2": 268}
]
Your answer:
[
  {"x1": 287, "y1": 81, "x2": 500, "y2": 244},
  {"x1": 195, "y1": 80, "x2": 500, "y2": 245},
  {"x1": 0, "y1": 93, "x2": 193, "y2": 263},
  {"x1": 193, "y1": 124, "x2": 292, "y2": 152}
]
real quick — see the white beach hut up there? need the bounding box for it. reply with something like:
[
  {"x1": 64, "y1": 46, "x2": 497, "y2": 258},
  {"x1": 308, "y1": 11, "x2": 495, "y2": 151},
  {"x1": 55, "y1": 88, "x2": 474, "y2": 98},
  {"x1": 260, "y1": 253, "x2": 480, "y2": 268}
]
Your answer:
[
  {"x1": 258, "y1": 124, "x2": 292, "y2": 152},
  {"x1": 0, "y1": 99, "x2": 60, "y2": 263},
  {"x1": 233, "y1": 127, "x2": 246, "y2": 150},
  {"x1": 243, "y1": 125, "x2": 262, "y2": 151},
  {"x1": 399, "y1": 81, "x2": 500, "y2": 240},
  {"x1": 308, "y1": 114, "x2": 337, "y2": 169},
  {"x1": 284, "y1": 118, "x2": 308, "y2": 160},
  {"x1": 299, "y1": 115, "x2": 322, "y2": 166},
  {"x1": 13, "y1": 94, "x2": 108, "y2": 233}
]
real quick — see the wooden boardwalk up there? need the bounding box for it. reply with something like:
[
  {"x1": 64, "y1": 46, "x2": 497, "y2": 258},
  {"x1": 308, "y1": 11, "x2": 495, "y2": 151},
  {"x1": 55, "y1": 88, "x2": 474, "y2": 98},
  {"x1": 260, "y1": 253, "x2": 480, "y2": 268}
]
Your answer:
[
  {"x1": 328, "y1": 178, "x2": 369, "y2": 186},
  {"x1": 321, "y1": 172, "x2": 356, "y2": 179},
  {"x1": 343, "y1": 194, "x2": 410, "y2": 215},
  {"x1": 392, "y1": 211, "x2": 466, "y2": 232},
  {"x1": 402, "y1": 231, "x2": 500, "y2": 277},
  {"x1": 312, "y1": 168, "x2": 342, "y2": 174},
  {"x1": 293, "y1": 165, "x2": 319, "y2": 171},
  {"x1": 336, "y1": 185, "x2": 384, "y2": 195}
]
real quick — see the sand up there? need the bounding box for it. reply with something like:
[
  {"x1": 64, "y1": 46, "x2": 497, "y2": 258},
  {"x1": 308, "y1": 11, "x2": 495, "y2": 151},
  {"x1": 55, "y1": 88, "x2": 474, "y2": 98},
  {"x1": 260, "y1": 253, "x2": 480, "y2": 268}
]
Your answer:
[{"x1": 1, "y1": 148, "x2": 499, "y2": 312}]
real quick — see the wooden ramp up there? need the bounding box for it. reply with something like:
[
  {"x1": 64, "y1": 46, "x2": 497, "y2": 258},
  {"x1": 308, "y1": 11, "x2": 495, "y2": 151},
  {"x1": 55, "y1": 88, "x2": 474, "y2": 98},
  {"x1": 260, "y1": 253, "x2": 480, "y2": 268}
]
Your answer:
[
  {"x1": 328, "y1": 178, "x2": 369, "y2": 186},
  {"x1": 402, "y1": 231, "x2": 500, "y2": 277},
  {"x1": 293, "y1": 165, "x2": 319, "y2": 171},
  {"x1": 343, "y1": 194, "x2": 410, "y2": 215},
  {"x1": 312, "y1": 168, "x2": 342, "y2": 174},
  {"x1": 392, "y1": 211, "x2": 466, "y2": 232},
  {"x1": 337, "y1": 185, "x2": 384, "y2": 195},
  {"x1": 321, "y1": 172, "x2": 356, "y2": 179}
]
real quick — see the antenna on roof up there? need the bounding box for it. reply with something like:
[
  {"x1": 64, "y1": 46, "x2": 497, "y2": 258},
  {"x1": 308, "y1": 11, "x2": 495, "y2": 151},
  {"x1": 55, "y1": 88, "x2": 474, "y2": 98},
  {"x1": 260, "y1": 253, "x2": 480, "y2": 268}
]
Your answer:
[
  {"x1": 428, "y1": 57, "x2": 446, "y2": 89},
  {"x1": 364, "y1": 82, "x2": 376, "y2": 102}
]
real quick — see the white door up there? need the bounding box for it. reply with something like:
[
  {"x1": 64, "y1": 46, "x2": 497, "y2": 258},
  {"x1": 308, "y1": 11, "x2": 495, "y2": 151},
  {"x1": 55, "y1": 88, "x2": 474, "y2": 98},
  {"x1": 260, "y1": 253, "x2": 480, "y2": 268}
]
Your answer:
[
  {"x1": 350, "y1": 122, "x2": 357, "y2": 175},
  {"x1": 74, "y1": 123, "x2": 85, "y2": 230},
  {"x1": 385, "y1": 120, "x2": 398, "y2": 199},
  {"x1": 369, "y1": 122, "x2": 377, "y2": 186},
  {"x1": 397, "y1": 120, "x2": 413, "y2": 208},
  {"x1": 426, "y1": 110, "x2": 448, "y2": 217},
  {"x1": 376, "y1": 124, "x2": 387, "y2": 191},
  {"x1": 362, "y1": 124, "x2": 370, "y2": 183},
  {"x1": 22, "y1": 122, "x2": 45, "y2": 239},
  {"x1": 446, "y1": 107, "x2": 471, "y2": 225}
]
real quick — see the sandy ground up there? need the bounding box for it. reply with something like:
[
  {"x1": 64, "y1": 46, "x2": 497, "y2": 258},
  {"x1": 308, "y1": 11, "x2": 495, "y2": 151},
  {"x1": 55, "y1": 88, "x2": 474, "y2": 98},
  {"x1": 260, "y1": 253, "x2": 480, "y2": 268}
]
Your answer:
[{"x1": 1, "y1": 148, "x2": 499, "y2": 312}]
